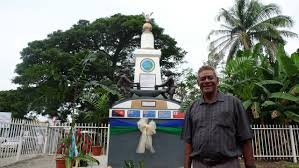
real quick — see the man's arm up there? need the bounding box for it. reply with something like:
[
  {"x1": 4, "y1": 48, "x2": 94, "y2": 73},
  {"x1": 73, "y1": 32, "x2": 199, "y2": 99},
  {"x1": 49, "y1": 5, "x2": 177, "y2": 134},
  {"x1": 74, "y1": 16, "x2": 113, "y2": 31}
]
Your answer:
[
  {"x1": 234, "y1": 97, "x2": 256, "y2": 168},
  {"x1": 184, "y1": 143, "x2": 192, "y2": 168},
  {"x1": 182, "y1": 102, "x2": 195, "y2": 168},
  {"x1": 242, "y1": 139, "x2": 256, "y2": 168}
]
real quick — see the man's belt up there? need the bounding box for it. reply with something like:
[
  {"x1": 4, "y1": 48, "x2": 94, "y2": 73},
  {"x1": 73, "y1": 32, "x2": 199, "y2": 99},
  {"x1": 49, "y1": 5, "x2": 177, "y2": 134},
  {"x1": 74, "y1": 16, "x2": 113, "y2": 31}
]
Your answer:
[{"x1": 198, "y1": 157, "x2": 238, "y2": 166}]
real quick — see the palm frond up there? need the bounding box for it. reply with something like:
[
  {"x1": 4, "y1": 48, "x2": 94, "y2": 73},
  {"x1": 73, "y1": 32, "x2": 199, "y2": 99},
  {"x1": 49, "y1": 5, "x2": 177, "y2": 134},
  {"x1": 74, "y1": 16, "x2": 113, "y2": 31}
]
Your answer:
[
  {"x1": 217, "y1": 8, "x2": 239, "y2": 27},
  {"x1": 211, "y1": 0, "x2": 295, "y2": 59},
  {"x1": 226, "y1": 56, "x2": 255, "y2": 76},
  {"x1": 253, "y1": 3, "x2": 281, "y2": 24},
  {"x1": 209, "y1": 36, "x2": 237, "y2": 55},
  {"x1": 278, "y1": 30, "x2": 298, "y2": 38},
  {"x1": 258, "y1": 38, "x2": 277, "y2": 60},
  {"x1": 209, "y1": 34, "x2": 232, "y2": 48},
  {"x1": 259, "y1": 15, "x2": 294, "y2": 28},
  {"x1": 243, "y1": 0, "x2": 262, "y2": 25},
  {"x1": 220, "y1": 24, "x2": 234, "y2": 30},
  {"x1": 236, "y1": 0, "x2": 246, "y2": 24},
  {"x1": 249, "y1": 21, "x2": 277, "y2": 32},
  {"x1": 227, "y1": 39, "x2": 241, "y2": 61},
  {"x1": 208, "y1": 30, "x2": 231, "y2": 40}
]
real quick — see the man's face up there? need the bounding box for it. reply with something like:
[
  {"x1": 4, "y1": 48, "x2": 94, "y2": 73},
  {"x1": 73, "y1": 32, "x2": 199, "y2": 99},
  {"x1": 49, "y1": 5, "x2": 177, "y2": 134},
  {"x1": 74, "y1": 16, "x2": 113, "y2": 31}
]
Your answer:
[{"x1": 197, "y1": 70, "x2": 218, "y2": 94}]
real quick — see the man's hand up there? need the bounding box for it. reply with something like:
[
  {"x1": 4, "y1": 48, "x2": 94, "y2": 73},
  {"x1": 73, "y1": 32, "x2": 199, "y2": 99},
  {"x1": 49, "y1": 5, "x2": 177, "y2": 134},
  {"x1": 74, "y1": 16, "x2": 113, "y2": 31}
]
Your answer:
[
  {"x1": 184, "y1": 143, "x2": 192, "y2": 168},
  {"x1": 242, "y1": 139, "x2": 256, "y2": 168}
]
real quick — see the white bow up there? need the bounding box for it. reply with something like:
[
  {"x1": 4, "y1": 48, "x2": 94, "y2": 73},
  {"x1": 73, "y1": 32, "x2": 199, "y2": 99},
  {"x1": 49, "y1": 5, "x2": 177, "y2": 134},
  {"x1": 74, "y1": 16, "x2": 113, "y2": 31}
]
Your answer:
[{"x1": 136, "y1": 118, "x2": 156, "y2": 153}]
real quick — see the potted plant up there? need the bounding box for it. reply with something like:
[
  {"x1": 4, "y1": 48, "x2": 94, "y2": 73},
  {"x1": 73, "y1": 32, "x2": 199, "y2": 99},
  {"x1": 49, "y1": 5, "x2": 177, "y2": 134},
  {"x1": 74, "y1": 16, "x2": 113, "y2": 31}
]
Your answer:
[
  {"x1": 91, "y1": 132, "x2": 102, "y2": 156},
  {"x1": 55, "y1": 132, "x2": 71, "y2": 168},
  {"x1": 55, "y1": 123, "x2": 100, "y2": 168}
]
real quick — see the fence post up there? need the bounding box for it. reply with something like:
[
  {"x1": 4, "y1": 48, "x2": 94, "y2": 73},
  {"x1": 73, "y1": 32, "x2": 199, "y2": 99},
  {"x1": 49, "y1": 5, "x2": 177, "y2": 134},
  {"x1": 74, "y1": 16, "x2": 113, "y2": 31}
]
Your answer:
[
  {"x1": 106, "y1": 124, "x2": 110, "y2": 158},
  {"x1": 16, "y1": 120, "x2": 25, "y2": 161},
  {"x1": 43, "y1": 123, "x2": 49, "y2": 154},
  {"x1": 289, "y1": 125, "x2": 297, "y2": 163}
]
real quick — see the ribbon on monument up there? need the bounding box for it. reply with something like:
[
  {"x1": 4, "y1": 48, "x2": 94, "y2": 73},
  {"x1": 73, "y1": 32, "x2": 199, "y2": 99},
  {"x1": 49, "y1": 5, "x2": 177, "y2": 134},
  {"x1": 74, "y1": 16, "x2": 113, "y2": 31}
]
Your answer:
[{"x1": 136, "y1": 118, "x2": 156, "y2": 153}]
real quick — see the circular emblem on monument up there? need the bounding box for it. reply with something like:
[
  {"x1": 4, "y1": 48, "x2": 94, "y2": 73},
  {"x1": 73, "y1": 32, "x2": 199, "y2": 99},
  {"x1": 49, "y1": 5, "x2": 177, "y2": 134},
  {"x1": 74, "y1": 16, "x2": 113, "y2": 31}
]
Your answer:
[{"x1": 140, "y1": 58, "x2": 155, "y2": 72}]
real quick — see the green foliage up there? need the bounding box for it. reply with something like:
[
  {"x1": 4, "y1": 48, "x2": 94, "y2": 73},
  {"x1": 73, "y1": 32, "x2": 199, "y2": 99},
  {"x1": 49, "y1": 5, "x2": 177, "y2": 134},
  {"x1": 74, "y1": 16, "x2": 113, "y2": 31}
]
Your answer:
[
  {"x1": 277, "y1": 45, "x2": 299, "y2": 78},
  {"x1": 284, "y1": 111, "x2": 299, "y2": 123},
  {"x1": 12, "y1": 14, "x2": 186, "y2": 120},
  {"x1": 175, "y1": 68, "x2": 200, "y2": 112},
  {"x1": 270, "y1": 92, "x2": 299, "y2": 102},
  {"x1": 123, "y1": 160, "x2": 144, "y2": 168},
  {"x1": 220, "y1": 49, "x2": 261, "y2": 100},
  {"x1": 221, "y1": 44, "x2": 299, "y2": 124},
  {"x1": 0, "y1": 89, "x2": 31, "y2": 118},
  {"x1": 78, "y1": 84, "x2": 117, "y2": 123}
]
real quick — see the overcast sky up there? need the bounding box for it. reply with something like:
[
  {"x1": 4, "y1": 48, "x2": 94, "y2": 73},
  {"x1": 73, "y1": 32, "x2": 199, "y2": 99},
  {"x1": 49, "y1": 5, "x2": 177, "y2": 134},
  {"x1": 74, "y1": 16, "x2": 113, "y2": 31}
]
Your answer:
[{"x1": 0, "y1": 0, "x2": 298, "y2": 91}]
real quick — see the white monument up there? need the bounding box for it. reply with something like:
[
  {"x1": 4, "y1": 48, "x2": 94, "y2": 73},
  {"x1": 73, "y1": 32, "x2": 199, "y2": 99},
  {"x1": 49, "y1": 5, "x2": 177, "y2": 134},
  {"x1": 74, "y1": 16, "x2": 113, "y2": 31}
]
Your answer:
[
  {"x1": 109, "y1": 14, "x2": 184, "y2": 167},
  {"x1": 133, "y1": 13, "x2": 162, "y2": 90}
]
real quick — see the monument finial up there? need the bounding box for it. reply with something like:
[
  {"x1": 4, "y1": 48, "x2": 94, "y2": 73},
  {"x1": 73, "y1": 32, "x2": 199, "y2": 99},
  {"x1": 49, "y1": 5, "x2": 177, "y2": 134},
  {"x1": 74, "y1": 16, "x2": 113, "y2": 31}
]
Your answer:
[
  {"x1": 142, "y1": 12, "x2": 153, "y2": 32},
  {"x1": 142, "y1": 12, "x2": 153, "y2": 23}
]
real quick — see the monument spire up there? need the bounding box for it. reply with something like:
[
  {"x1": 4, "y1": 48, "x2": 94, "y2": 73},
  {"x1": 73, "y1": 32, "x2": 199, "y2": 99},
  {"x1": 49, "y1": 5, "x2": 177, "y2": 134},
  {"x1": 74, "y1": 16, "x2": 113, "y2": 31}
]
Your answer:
[{"x1": 141, "y1": 12, "x2": 154, "y2": 49}]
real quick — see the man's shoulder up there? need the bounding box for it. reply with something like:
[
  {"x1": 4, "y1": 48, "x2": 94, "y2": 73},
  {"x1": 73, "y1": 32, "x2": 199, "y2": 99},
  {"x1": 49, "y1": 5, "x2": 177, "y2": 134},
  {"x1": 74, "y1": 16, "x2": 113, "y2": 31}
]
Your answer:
[
  {"x1": 220, "y1": 92, "x2": 241, "y2": 103},
  {"x1": 187, "y1": 99, "x2": 201, "y2": 111}
]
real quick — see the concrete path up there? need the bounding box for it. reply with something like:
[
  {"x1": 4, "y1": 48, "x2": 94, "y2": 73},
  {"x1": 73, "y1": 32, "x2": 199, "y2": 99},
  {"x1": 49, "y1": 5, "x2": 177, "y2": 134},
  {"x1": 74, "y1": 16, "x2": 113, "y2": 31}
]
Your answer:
[
  {"x1": 1, "y1": 155, "x2": 108, "y2": 168},
  {"x1": 1, "y1": 155, "x2": 55, "y2": 168}
]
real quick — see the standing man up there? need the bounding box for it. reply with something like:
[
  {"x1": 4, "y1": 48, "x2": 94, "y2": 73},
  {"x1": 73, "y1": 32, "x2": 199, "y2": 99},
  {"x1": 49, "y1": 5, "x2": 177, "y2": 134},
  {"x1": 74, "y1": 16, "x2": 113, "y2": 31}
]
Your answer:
[{"x1": 182, "y1": 65, "x2": 255, "y2": 168}]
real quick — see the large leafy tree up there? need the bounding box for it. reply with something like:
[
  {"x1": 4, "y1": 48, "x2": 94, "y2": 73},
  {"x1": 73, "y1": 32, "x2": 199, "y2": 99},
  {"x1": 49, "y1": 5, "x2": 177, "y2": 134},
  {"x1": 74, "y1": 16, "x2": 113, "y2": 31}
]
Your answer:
[
  {"x1": 208, "y1": 0, "x2": 297, "y2": 62},
  {"x1": 13, "y1": 14, "x2": 186, "y2": 120},
  {"x1": 0, "y1": 89, "x2": 30, "y2": 118}
]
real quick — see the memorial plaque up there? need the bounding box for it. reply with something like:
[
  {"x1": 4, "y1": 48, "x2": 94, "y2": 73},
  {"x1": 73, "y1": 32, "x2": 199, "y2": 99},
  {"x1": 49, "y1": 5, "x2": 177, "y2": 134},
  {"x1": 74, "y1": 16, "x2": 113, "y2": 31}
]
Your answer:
[
  {"x1": 141, "y1": 101, "x2": 156, "y2": 107},
  {"x1": 139, "y1": 73, "x2": 156, "y2": 90}
]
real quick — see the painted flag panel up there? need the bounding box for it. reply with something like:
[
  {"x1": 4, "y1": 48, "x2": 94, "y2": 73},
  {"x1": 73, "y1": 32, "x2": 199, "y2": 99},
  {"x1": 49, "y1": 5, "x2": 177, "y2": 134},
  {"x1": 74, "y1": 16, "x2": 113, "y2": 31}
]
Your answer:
[
  {"x1": 112, "y1": 110, "x2": 125, "y2": 117},
  {"x1": 143, "y1": 110, "x2": 156, "y2": 118},
  {"x1": 173, "y1": 111, "x2": 185, "y2": 118},
  {"x1": 127, "y1": 110, "x2": 141, "y2": 117},
  {"x1": 158, "y1": 111, "x2": 171, "y2": 118}
]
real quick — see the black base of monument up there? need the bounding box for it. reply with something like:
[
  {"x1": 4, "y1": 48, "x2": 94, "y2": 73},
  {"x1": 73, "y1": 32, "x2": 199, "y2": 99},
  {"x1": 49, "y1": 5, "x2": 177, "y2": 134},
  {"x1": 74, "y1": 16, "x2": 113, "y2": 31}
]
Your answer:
[
  {"x1": 130, "y1": 89, "x2": 164, "y2": 97},
  {"x1": 108, "y1": 130, "x2": 184, "y2": 168}
]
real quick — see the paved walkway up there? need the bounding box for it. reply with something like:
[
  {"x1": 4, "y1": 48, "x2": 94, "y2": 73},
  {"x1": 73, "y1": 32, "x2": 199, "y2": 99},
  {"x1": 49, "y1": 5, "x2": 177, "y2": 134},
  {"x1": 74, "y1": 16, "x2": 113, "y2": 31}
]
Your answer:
[
  {"x1": 1, "y1": 155, "x2": 108, "y2": 168},
  {"x1": 1, "y1": 155, "x2": 55, "y2": 168}
]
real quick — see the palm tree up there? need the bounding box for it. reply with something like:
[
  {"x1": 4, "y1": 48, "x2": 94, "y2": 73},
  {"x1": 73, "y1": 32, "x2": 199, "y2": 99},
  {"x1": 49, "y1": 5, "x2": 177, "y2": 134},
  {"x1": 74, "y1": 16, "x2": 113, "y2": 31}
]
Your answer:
[{"x1": 208, "y1": 0, "x2": 297, "y2": 62}]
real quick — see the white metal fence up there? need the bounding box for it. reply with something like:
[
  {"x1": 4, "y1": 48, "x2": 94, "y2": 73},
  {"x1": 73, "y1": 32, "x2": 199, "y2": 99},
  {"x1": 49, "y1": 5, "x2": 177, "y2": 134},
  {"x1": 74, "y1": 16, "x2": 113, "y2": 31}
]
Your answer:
[
  {"x1": 1, "y1": 120, "x2": 299, "y2": 167},
  {"x1": 252, "y1": 124, "x2": 299, "y2": 163},
  {"x1": 0, "y1": 119, "x2": 109, "y2": 167},
  {"x1": 0, "y1": 119, "x2": 48, "y2": 167},
  {"x1": 46, "y1": 122, "x2": 110, "y2": 156}
]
